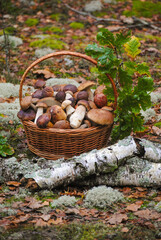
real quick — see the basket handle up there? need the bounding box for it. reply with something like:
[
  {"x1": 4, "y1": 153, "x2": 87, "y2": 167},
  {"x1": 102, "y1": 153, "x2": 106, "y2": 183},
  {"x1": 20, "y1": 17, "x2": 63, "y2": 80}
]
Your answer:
[{"x1": 19, "y1": 51, "x2": 118, "y2": 109}]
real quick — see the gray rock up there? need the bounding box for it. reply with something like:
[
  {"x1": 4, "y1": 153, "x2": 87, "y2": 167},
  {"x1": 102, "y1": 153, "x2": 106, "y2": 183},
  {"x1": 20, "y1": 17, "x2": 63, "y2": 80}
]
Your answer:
[{"x1": 46, "y1": 78, "x2": 79, "y2": 87}]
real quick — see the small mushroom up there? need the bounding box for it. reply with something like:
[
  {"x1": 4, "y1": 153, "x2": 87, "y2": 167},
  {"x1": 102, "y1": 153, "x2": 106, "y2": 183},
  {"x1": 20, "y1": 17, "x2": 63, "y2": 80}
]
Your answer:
[
  {"x1": 32, "y1": 89, "x2": 43, "y2": 99},
  {"x1": 63, "y1": 84, "x2": 77, "y2": 93},
  {"x1": 101, "y1": 106, "x2": 113, "y2": 112},
  {"x1": 38, "y1": 97, "x2": 61, "y2": 107},
  {"x1": 77, "y1": 91, "x2": 88, "y2": 101},
  {"x1": 17, "y1": 108, "x2": 36, "y2": 121},
  {"x1": 53, "y1": 120, "x2": 71, "y2": 129},
  {"x1": 65, "y1": 90, "x2": 73, "y2": 100},
  {"x1": 42, "y1": 86, "x2": 54, "y2": 98},
  {"x1": 21, "y1": 95, "x2": 36, "y2": 111},
  {"x1": 36, "y1": 113, "x2": 51, "y2": 128},
  {"x1": 55, "y1": 91, "x2": 66, "y2": 103},
  {"x1": 78, "y1": 81, "x2": 96, "y2": 101},
  {"x1": 94, "y1": 85, "x2": 106, "y2": 96},
  {"x1": 78, "y1": 120, "x2": 91, "y2": 129},
  {"x1": 94, "y1": 93, "x2": 107, "y2": 108},
  {"x1": 52, "y1": 84, "x2": 66, "y2": 92},
  {"x1": 34, "y1": 79, "x2": 46, "y2": 89},
  {"x1": 61, "y1": 99, "x2": 75, "y2": 117},
  {"x1": 87, "y1": 109, "x2": 114, "y2": 126},
  {"x1": 48, "y1": 105, "x2": 67, "y2": 124},
  {"x1": 69, "y1": 100, "x2": 90, "y2": 129},
  {"x1": 34, "y1": 102, "x2": 48, "y2": 124},
  {"x1": 88, "y1": 100, "x2": 97, "y2": 109}
]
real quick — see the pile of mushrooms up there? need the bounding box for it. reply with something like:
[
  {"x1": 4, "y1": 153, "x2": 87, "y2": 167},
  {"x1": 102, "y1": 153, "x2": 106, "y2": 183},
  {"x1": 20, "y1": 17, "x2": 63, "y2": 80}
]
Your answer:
[{"x1": 18, "y1": 79, "x2": 114, "y2": 129}]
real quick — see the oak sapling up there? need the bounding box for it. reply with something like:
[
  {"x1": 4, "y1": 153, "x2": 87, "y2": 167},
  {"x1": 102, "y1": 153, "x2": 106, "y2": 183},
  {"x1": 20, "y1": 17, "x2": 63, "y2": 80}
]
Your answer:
[{"x1": 85, "y1": 29, "x2": 154, "y2": 141}]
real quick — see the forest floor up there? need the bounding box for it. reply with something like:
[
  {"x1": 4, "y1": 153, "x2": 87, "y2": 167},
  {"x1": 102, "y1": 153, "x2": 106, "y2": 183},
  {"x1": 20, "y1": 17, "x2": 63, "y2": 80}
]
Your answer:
[{"x1": 0, "y1": 0, "x2": 161, "y2": 239}]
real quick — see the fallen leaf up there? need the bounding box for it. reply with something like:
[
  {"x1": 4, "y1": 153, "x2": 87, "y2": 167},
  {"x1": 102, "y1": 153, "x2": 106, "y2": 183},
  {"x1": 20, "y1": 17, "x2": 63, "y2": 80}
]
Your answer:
[
  {"x1": 152, "y1": 126, "x2": 161, "y2": 136},
  {"x1": 40, "y1": 214, "x2": 51, "y2": 221},
  {"x1": 12, "y1": 214, "x2": 30, "y2": 224},
  {"x1": 6, "y1": 181, "x2": 21, "y2": 187},
  {"x1": 35, "y1": 218, "x2": 49, "y2": 227},
  {"x1": 65, "y1": 208, "x2": 79, "y2": 215},
  {"x1": 48, "y1": 217, "x2": 63, "y2": 225},
  {"x1": 33, "y1": 68, "x2": 55, "y2": 79},
  {"x1": 121, "y1": 227, "x2": 129, "y2": 233},
  {"x1": 134, "y1": 209, "x2": 160, "y2": 220},
  {"x1": 0, "y1": 197, "x2": 5, "y2": 203},
  {"x1": 108, "y1": 213, "x2": 128, "y2": 225},
  {"x1": 126, "y1": 202, "x2": 142, "y2": 212},
  {"x1": 27, "y1": 198, "x2": 43, "y2": 209}
]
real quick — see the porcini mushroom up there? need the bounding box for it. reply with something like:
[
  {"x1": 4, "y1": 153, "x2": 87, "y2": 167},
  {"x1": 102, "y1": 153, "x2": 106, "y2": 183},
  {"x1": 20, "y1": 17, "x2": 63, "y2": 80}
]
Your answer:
[
  {"x1": 77, "y1": 91, "x2": 88, "y2": 101},
  {"x1": 94, "y1": 93, "x2": 107, "y2": 108},
  {"x1": 69, "y1": 100, "x2": 90, "y2": 129},
  {"x1": 17, "y1": 108, "x2": 36, "y2": 121},
  {"x1": 77, "y1": 81, "x2": 96, "y2": 101},
  {"x1": 42, "y1": 86, "x2": 54, "y2": 98},
  {"x1": 38, "y1": 97, "x2": 61, "y2": 107},
  {"x1": 21, "y1": 95, "x2": 36, "y2": 111},
  {"x1": 48, "y1": 105, "x2": 67, "y2": 124},
  {"x1": 87, "y1": 109, "x2": 114, "y2": 126},
  {"x1": 34, "y1": 79, "x2": 46, "y2": 89},
  {"x1": 36, "y1": 113, "x2": 51, "y2": 128},
  {"x1": 32, "y1": 89, "x2": 43, "y2": 99},
  {"x1": 55, "y1": 91, "x2": 66, "y2": 103},
  {"x1": 53, "y1": 120, "x2": 71, "y2": 129},
  {"x1": 63, "y1": 84, "x2": 77, "y2": 93},
  {"x1": 34, "y1": 102, "x2": 48, "y2": 124},
  {"x1": 61, "y1": 99, "x2": 75, "y2": 116}
]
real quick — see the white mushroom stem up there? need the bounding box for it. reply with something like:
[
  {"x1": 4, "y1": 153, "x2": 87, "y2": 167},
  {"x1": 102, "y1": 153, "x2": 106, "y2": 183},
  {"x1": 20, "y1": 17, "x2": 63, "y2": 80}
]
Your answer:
[
  {"x1": 65, "y1": 92, "x2": 73, "y2": 100},
  {"x1": 53, "y1": 91, "x2": 58, "y2": 97},
  {"x1": 34, "y1": 107, "x2": 44, "y2": 124},
  {"x1": 69, "y1": 105, "x2": 86, "y2": 129},
  {"x1": 61, "y1": 100, "x2": 75, "y2": 116},
  {"x1": 87, "y1": 88, "x2": 94, "y2": 101}
]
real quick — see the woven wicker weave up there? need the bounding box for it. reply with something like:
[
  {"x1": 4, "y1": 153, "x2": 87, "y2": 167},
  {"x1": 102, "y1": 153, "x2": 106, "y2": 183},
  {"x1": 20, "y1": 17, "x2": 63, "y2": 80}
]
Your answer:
[{"x1": 19, "y1": 51, "x2": 118, "y2": 160}]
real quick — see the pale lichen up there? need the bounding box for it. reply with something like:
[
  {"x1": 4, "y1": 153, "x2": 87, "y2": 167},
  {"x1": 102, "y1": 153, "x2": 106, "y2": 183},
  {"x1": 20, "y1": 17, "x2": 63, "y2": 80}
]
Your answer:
[
  {"x1": 51, "y1": 195, "x2": 77, "y2": 208},
  {"x1": 0, "y1": 35, "x2": 23, "y2": 48},
  {"x1": 140, "y1": 108, "x2": 156, "y2": 123},
  {"x1": 154, "y1": 201, "x2": 161, "y2": 213},
  {"x1": 84, "y1": 0, "x2": 103, "y2": 12},
  {"x1": 84, "y1": 186, "x2": 124, "y2": 209}
]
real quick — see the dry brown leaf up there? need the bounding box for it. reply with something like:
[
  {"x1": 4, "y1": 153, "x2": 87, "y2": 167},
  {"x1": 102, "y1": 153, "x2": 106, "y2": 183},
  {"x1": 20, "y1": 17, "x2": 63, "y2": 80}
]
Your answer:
[
  {"x1": 40, "y1": 214, "x2": 51, "y2": 222},
  {"x1": 6, "y1": 181, "x2": 21, "y2": 187},
  {"x1": 35, "y1": 218, "x2": 49, "y2": 227},
  {"x1": 126, "y1": 201, "x2": 143, "y2": 212},
  {"x1": 121, "y1": 227, "x2": 129, "y2": 233},
  {"x1": 27, "y1": 198, "x2": 43, "y2": 209},
  {"x1": 48, "y1": 217, "x2": 63, "y2": 225},
  {"x1": 33, "y1": 69, "x2": 55, "y2": 79},
  {"x1": 108, "y1": 213, "x2": 128, "y2": 225},
  {"x1": 0, "y1": 197, "x2": 5, "y2": 203},
  {"x1": 152, "y1": 126, "x2": 161, "y2": 136},
  {"x1": 134, "y1": 209, "x2": 160, "y2": 220},
  {"x1": 12, "y1": 214, "x2": 30, "y2": 224}
]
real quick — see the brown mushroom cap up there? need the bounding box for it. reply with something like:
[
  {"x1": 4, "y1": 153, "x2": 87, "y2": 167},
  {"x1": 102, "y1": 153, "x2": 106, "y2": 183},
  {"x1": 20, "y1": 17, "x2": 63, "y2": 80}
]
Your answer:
[
  {"x1": 36, "y1": 102, "x2": 48, "y2": 109},
  {"x1": 36, "y1": 113, "x2": 51, "y2": 128},
  {"x1": 55, "y1": 91, "x2": 66, "y2": 103},
  {"x1": 101, "y1": 106, "x2": 113, "y2": 112},
  {"x1": 53, "y1": 120, "x2": 71, "y2": 129},
  {"x1": 32, "y1": 89, "x2": 43, "y2": 99},
  {"x1": 77, "y1": 100, "x2": 90, "y2": 111},
  {"x1": 77, "y1": 81, "x2": 96, "y2": 91},
  {"x1": 63, "y1": 84, "x2": 77, "y2": 93},
  {"x1": 34, "y1": 79, "x2": 46, "y2": 89},
  {"x1": 42, "y1": 86, "x2": 54, "y2": 98},
  {"x1": 94, "y1": 85, "x2": 106, "y2": 96},
  {"x1": 94, "y1": 93, "x2": 107, "y2": 108},
  {"x1": 38, "y1": 97, "x2": 61, "y2": 107},
  {"x1": 21, "y1": 96, "x2": 32, "y2": 110},
  {"x1": 88, "y1": 100, "x2": 97, "y2": 109},
  {"x1": 77, "y1": 91, "x2": 88, "y2": 101},
  {"x1": 87, "y1": 109, "x2": 114, "y2": 125},
  {"x1": 32, "y1": 98, "x2": 39, "y2": 104},
  {"x1": 52, "y1": 84, "x2": 66, "y2": 92},
  {"x1": 18, "y1": 108, "x2": 36, "y2": 121},
  {"x1": 48, "y1": 105, "x2": 67, "y2": 124}
]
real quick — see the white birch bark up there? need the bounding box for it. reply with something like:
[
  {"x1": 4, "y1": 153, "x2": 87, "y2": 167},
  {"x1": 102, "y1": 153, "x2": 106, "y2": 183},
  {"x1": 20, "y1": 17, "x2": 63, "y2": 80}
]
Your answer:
[{"x1": 26, "y1": 136, "x2": 161, "y2": 188}]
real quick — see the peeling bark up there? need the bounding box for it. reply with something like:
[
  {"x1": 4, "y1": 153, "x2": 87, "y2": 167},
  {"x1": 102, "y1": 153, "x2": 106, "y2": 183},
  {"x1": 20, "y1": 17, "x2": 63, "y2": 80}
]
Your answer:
[{"x1": 25, "y1": 137, "x2": 161, "y2": 188}]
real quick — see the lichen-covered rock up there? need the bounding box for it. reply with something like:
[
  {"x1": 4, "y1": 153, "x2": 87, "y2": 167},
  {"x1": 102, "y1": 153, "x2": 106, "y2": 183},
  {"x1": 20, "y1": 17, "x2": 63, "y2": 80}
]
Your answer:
[
  {"x1": 0, "y1": 99, "x2": 20, "y2": 123},
  {"x1": 140, "y1": 108, "x2": 156, "y2": 123},
  {"x1": 35, "y1": 48, "x2": 54, "y2": 58},
  {"x1": 154, "y1": 201, "x2": 161, "y2": 212},
  {"x1": 84, "y1": 0, "x2": 102, "y2": 12},
  {"x1": 84, "y1": 186, "x2": 124, "y2": 209},
  {"x1": 0, "y1": 83, "x2": 34, "y2": 98},
  {"x1": 51, "y1": 195, "x2": 77, "y2": 208},
  {"x1": 0, "y1": 35, "x2": 23, "y2": 48},
  {"x1": 46, "y1": 78, "x2": 79, "y2": 87}
]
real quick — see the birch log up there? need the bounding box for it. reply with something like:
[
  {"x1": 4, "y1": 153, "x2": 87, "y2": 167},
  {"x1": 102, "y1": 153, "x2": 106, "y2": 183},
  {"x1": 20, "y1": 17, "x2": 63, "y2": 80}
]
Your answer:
[{"x1": 25, "y1": 136, "x2": 161, "y2": 188}]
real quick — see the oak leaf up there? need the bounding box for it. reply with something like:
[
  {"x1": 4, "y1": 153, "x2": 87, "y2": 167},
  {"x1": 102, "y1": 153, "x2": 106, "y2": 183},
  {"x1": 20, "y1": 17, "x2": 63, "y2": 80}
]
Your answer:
[{"x1": 108, "y1": 213, "x2": 128, "y2": 225}]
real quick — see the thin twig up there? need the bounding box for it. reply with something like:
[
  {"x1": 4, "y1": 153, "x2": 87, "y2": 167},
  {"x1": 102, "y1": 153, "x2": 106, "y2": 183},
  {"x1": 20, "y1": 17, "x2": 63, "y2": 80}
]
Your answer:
[{"x1": 64, "y1": 3, "x2": 120, "y2": 22}]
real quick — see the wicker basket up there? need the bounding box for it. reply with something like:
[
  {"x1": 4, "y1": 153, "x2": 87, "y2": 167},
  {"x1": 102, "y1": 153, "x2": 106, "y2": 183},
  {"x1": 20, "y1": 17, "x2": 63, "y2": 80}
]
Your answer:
[{"x1": 19, "y1": 51, "x2": 118, "y2": 160}]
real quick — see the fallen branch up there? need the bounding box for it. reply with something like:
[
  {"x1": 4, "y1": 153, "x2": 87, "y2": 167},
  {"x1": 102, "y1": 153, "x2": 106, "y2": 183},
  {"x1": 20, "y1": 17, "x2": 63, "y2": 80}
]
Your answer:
[{"x1": 25, "y1": 137, "x2": 161, "y2": 188}]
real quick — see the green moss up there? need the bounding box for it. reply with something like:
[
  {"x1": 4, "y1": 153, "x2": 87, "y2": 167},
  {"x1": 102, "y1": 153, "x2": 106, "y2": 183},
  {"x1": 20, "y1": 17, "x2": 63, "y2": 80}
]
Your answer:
[
  {"x1": 30, "y1": 38, "x2": 66, "y2": 50},
  {"x1": 39, "y1": 26, "x2": 63, "y2": 33},
  {"x1": 71, "y1": 35, "x2": 85, "y2": 40},
  {"x1": 25, "y1": 18, "x2": 39, "y2": 27},
  {"x1": 123, "y1": 0, "x2": 161, "y2": 18},
  {"x1": 137, "y1": 34, "x2": 161, "y2": 43},
  {"x1": 50, "y1": 13, "x2": 62, "y2": 21},
  {"x1": 69, "y1": 22, "x2": 84, "y2": 29},
  {"x1": 0, "y1": 26, "x2": 16, "y2": 35},
  {"x1": 154, "y1": 122, "x2": 161, "y2": 128}
]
